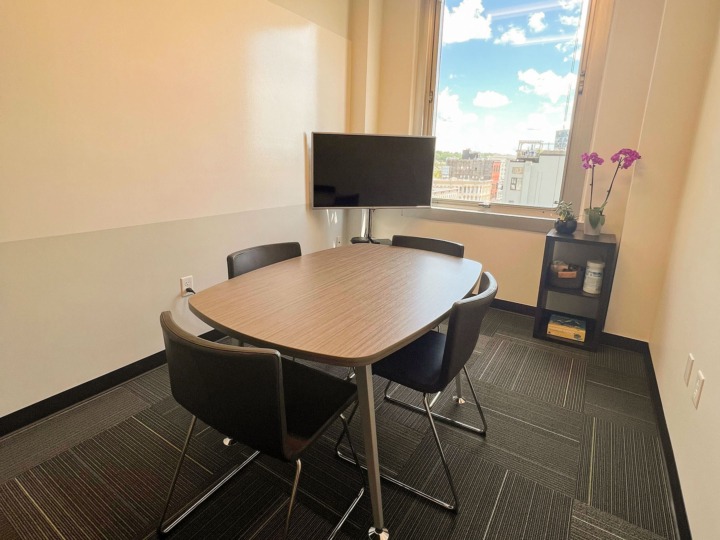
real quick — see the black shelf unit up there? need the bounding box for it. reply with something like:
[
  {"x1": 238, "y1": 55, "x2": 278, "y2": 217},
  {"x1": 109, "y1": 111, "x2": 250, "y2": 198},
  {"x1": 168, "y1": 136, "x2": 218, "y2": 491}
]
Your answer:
[{"x1": 533, "y1": 229, "x2": 618, "y2": 351}]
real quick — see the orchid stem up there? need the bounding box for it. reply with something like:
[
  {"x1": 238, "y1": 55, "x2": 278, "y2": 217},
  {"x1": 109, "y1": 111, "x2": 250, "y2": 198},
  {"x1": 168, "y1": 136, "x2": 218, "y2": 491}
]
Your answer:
[{"x1": 601, "y1": 159, "x2": 623, "y2": 209}]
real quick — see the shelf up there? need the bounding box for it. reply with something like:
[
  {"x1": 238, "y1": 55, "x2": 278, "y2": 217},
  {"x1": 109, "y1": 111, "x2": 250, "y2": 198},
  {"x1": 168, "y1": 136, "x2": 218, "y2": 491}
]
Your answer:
[
  {"x1": 534, "y1": 309, "x2": 598, "y2": 350},
  {"x1": 544, "y1": 284, "x2": 601, "y2": 298},
  {"x1": 534, "y1": 229, "x2": 618, "y2": 351}
]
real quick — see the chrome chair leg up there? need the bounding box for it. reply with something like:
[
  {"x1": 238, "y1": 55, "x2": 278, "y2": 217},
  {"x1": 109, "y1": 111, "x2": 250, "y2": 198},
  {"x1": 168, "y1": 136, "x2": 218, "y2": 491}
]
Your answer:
[
  {"x1": 278, "y1": 411, "x2": 363, "y2": 540},
  {"x1": 327, "y1": 414, "x2": 366, "y2": 540},
  {"x1": 334, "y1": 400, "x2": 457, "y2": 511},
  {"x1": 383, "y1": 370, "x2": 487, "y2": 436},
  {"x1": 453, "y1": 375, "x2": 465, "y2": 404},
  {"x1": 285, "y1": 459, "x2": 302, "y2": 538},
  {"x1": 158, "y1": 415, "x2": 260, "y2": 536},
  {"x1": 462, "y1": 366, "x2": 487, "y2": 432},
  {"x1": 422, "y1": 393, "x2": 460, "y2": 513},
  {"x1": 158, "y1": 415, "x2": 196, "y2": 536}
]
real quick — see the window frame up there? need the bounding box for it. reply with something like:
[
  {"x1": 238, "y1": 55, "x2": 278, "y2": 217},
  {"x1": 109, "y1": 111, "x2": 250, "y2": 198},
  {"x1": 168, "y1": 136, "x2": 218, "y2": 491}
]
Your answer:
[{"x1": 412, "y1": 0, "x2": 615, "y2": 230}]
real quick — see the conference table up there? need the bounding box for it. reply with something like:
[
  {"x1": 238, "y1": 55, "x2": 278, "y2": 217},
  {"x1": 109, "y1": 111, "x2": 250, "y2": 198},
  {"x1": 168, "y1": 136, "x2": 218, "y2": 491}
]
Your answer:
[{"x1": 189, "y1": 243, "x2": 482, "y2": 538}]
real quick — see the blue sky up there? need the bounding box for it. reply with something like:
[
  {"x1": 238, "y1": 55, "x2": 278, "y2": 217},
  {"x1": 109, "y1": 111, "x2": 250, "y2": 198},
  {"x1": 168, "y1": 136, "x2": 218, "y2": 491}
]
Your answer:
[{"x1": 435, "y1": 0, "x2": 587, "y2": 154}]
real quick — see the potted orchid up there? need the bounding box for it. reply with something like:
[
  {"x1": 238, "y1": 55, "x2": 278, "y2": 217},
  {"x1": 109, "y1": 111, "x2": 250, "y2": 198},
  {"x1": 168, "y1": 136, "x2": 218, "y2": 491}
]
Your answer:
[{"x1": 582, "y1": 148, "x2": 642, "y2": 235}]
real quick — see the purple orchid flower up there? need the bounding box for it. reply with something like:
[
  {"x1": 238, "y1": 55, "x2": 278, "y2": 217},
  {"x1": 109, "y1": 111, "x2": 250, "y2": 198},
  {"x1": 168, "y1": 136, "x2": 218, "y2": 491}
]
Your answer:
[{"x1": 582, "y1": 148, "x2": 642, "y2": 214}]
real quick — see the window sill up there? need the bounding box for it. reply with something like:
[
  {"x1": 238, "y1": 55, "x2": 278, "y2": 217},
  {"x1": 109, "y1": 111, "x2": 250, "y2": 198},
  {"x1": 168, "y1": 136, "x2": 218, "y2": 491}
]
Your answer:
[{"x1": 402, "y1": 205, "x2": 556, "y2": 234}]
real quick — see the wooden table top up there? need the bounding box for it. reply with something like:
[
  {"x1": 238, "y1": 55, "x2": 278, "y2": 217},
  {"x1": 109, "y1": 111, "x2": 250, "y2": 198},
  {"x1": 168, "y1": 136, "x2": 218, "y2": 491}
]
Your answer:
[{"x1": 189, "y1": 243, "x2": 482, "y2": 366}]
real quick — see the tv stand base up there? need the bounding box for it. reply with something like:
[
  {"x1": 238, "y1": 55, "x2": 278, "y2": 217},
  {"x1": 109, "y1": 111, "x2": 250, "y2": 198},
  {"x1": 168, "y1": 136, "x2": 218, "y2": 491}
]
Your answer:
[{"x1": 351, "y1": 237, "x2": 391, "y2": 245}]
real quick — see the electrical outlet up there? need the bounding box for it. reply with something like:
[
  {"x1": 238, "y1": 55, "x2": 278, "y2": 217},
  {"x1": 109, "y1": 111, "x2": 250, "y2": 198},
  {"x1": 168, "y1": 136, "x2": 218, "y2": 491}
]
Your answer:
[
  {"x1": 180, "y1": 275, "x2": 193, "y2": 297},
  {"x1": 684, "y1": 354, "x2": 695, "y2": 386},
  {"x1": 691, "y1": 370, "x2": 705, "y2": 409}
]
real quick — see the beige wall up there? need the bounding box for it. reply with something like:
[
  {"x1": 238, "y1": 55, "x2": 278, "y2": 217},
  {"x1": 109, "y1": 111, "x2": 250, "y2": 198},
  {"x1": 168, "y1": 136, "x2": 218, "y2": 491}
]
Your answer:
[
  {"x1": 645, "y1": 3, "x2": 720, "y2": 539},
  {"x1": 368, "y1": 1, "x2": 720, "y2": 537},
  {"x1": 0, "y1": 1, "x2": 349, "y2": 416}
]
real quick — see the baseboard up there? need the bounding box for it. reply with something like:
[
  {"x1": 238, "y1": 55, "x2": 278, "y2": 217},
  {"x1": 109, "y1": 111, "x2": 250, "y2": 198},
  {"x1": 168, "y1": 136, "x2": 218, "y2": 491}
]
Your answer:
[
  {"x1": 0, "y1": 329, "x2": 224, "y2": 438},
  {"x1": 641, "y1": 348, "x2": 692, "y2": 540},
  {"x1": 491, "y1": 298, "x2": 535, "y2": 316}
]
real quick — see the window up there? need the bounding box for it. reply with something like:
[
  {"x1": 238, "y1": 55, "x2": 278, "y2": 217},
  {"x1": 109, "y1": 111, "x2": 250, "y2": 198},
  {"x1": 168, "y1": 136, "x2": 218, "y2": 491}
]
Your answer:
[{"x1": 419, "y1": 0, "x2": 612, "y2": 220}]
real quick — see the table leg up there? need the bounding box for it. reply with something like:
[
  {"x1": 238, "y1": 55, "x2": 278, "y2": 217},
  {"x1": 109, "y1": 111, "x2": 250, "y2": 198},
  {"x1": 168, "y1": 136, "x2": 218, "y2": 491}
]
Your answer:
[{"x1": 355, "y1": 365, "x2": 389, "y2": 539}]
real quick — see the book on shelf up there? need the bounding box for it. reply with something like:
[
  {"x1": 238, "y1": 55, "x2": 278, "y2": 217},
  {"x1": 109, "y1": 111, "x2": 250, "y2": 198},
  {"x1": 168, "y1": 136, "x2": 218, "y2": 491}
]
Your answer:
[{"x1": 547, "y1": 314, "x2": 586, "y2": 342}]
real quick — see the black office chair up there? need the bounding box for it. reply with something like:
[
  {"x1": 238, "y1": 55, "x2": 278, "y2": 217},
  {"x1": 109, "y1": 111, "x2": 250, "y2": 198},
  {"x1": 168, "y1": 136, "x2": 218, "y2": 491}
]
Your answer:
[
  {"x1": 387, "y1": 234, "x2": 468, "y2": 403},
  {"x1": 226, "y1": 241, "x2": 302, "y2": 377},
  {"x1": 227, "y1": 241, "x2": 302, "y2": 280},
  {"x1": 391, "y1": 234, "x2": 464, "y2": 258},
  {"x1": 336, "y1": 273, "x2": 497, "y2": 513},
  {"x1": 158, "y1": 312, "x2": 364, "y2": 539}
]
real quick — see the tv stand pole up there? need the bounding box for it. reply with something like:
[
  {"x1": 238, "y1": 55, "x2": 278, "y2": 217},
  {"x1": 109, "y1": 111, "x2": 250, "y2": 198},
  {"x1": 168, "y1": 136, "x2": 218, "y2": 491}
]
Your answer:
[{"x1": 351, "y1": 209, "x2": 390, "y2": 245}]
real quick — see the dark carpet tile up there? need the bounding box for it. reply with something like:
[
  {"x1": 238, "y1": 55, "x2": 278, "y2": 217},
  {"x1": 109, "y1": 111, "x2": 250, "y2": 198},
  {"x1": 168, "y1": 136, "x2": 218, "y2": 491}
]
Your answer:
[
  {"x1": 336, "y1": 411, "x2": 427, "y2": 479},
  {"x1": 164, "y1": 439, "x2": 364, "y2": 540},
  {"x1": 258, "y1": 436, "x2": 369, "y2": 529},
  {"x1": 391, "y1": 441, "x2": 508, "y2": 539},
  {"x1": 0, "y1": 387, "x2": 149, "y2": 484},
  {"x1": 366, "y1": 373, "x2": 583, "y2": 497},
  {"x1": 584, "y1": 382, "x2": 657, "y2": 429},
  {"x1": 492, "y1": 311, "x2": 537, "y2": 341},
  {"x1": 582, "y1": 404, "x2": 658, "y2": 438},
  {"x1": 576, "y1": 417, "x2": 677, "y2": 539},
  {"x1": 472, "y1": 337, "x2": 587, "y2": 412},
  {"x1": 3, "y1": 451, "x2": 148, "y2": 539},
  {"x1": 134, "y1": 406, "x2": 254, "y2": 474},
  {"x1": 163, "y1": 466, "x2": 288, "y2": 540},
  {"x1": 479, "y1": 307, "x2": 506, "y2": 337},
  {"x1": 586, "y1": 363, "x2": 652, "y2": 398},
  {"x1": 588, "y1": 346, "x2": 647, "y2": 378},
  {"x1": 0, "y1": 506, "x2": 22, "y2": 540},
  {"x1": 434, "y1": 409, "x2": 579, "y2": 497},
  {"x1": 0, "y1": 480, "x2": 63, "y2": 539},
  {"x1": 123, "y1": 365, "x2": 172, "y2": 404},
  {"x1": 570, "y1": 500, "x2": 666, "y2": 540},
  {"x1": 484, "y1": 472, "x2": 572, "y2": 540},
  {"x1": 471, "y1": 379, "x2": 585, "y2": 442}
]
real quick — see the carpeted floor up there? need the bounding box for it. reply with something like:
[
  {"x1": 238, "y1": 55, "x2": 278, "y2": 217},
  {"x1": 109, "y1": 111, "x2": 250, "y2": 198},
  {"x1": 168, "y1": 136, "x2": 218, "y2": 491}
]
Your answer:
[{"x1": 0, "y1": 309, "x2": 679, "y2": 539}]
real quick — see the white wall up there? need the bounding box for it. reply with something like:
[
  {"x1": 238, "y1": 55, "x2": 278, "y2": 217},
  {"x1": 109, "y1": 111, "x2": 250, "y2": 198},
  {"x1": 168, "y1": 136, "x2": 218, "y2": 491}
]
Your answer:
[{"x1": 0, "y1": 0, "x2": 349, "y2": 417}]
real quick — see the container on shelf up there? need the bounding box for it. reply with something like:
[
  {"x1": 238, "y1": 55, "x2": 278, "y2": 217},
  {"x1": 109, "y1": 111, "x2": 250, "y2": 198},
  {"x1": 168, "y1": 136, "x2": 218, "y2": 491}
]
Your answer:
[{"x1": 582, "y1": 260, "x2": 605, "y2": 295}]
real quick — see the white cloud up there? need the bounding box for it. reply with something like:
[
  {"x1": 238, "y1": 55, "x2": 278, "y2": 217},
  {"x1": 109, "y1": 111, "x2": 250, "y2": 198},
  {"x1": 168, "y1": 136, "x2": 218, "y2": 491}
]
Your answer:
[
  {"x1": 559, "y1": 15, "x2": 580, "y2": 26},
  {"x1": 434, "y1": 88, "x2": 570, "y2": 153},
  {"x1": 518, "y1": 68, "x2": 576, "y2": 103},
  {"x1": 515, "y1": 102, "x2": 568, "y2": 144},
  {"x1": 494, "y1": 26, "x2": 527, "y2": 45},
  {"x1": 472, "y1": 90, "x2": 511, "y2": 108},
  {"x1": 555, "y1": 40, "x2": 581, "y2": 62},
  {"x1": 436, "y1": 87, "x2": 478, "y2": 125},
  {"x1": 443, "y1": 0, "x2": 492, "y2": 44},
  {"x1": 559, "y1": 0, "x2": 582, "y2": 11},
  {"x1": 528, "y1": 12, "x2": 547, "y2": 32}
]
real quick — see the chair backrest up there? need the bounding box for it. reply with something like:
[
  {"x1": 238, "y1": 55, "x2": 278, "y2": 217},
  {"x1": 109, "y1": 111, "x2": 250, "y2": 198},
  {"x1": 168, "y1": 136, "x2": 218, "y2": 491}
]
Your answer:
[
  {"x1": 391, "y1": 235, "x2": 464, "y2": 258},
  {"x1": 160, "y1": 311, "x2": 289, "y2": 460},
  {"x1": 440, "y1": 272, "x2": 498, "y2": 386},
  {"x1": 227, "y1": 242, "x2": 302, "y2": 280}
]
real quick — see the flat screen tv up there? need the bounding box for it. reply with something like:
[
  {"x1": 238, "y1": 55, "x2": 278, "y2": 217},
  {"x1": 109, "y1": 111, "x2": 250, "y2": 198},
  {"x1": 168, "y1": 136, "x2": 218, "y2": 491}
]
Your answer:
[{"x1": 311, "y1": 132, "x2": 436, "y2": 209}]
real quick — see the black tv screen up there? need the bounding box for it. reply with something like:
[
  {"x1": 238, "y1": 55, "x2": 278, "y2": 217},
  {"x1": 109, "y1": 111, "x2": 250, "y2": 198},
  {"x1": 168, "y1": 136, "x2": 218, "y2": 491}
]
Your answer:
[{"x1": 311, "y1": 132, "x2": 436, "y2": 209}]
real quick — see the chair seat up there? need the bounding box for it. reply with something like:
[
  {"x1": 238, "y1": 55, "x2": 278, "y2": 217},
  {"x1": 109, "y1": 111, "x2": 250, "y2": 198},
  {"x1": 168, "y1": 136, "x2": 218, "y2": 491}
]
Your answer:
[
  {"x1": 372, "y1": 330, "x2": 447, "y2": 394},
  {"x1": 282, "y1": 359, "x2": 357, "y2": 460}
]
